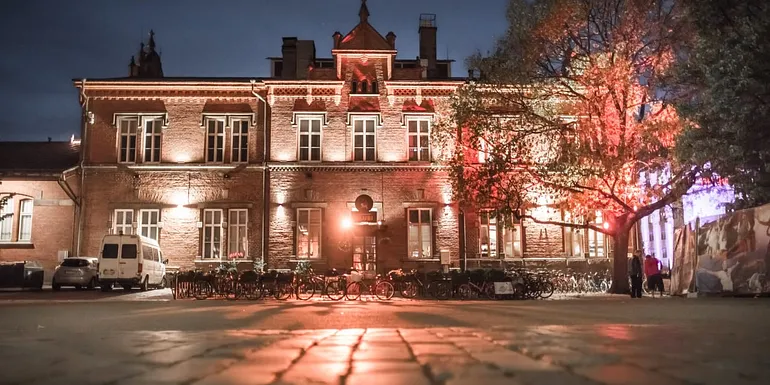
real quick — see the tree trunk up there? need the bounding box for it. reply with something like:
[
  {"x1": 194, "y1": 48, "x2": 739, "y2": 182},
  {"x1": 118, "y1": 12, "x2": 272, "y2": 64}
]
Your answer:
[{"x1": 609, "y1": 228, "x2": 631, "y2": 294}]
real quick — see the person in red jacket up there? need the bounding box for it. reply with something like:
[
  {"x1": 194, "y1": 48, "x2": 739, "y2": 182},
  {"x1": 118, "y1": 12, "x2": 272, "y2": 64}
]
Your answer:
[{"x1": 645, "y1": 254, "x2": 664, "y2": 297}]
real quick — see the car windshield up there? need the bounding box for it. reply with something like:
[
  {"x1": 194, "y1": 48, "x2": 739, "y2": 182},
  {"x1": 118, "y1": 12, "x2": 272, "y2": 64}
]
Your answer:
[
  {"x1": 102, "y1": 244, "x2": 118, "y2": 259},
  {"x1": 61, "y1": 259, "x2": 88, "y2": 267}
]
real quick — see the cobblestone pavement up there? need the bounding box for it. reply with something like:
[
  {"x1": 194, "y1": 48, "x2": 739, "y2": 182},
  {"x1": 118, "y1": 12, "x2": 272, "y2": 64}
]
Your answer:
[{"x1": 2, "y1": 323, "x2": 769, "y2": 385}]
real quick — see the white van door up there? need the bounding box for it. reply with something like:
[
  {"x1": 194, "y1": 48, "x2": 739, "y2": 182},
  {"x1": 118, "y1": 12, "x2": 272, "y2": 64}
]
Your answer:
[
  {"x1": 119, "y1": 241, "x2": 139, "y2": 280},
  {"x1": 100, "y1": 242, "x2": 120, "y2": 279}
]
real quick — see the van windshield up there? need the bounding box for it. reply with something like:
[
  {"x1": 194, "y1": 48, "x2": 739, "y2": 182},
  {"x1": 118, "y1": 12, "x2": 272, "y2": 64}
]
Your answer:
[
  {"x1": 121, "y1": 244, "x2": 137, "y2": 259},
  {"x1": 102, "y1": 244, "x2": 119, "y2": 259}
]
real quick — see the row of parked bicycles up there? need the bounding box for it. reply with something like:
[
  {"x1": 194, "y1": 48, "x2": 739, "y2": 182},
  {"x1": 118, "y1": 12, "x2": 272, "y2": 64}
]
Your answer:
[{"x1": 170, "y1": 263, "x2": 614, "y2": 301}]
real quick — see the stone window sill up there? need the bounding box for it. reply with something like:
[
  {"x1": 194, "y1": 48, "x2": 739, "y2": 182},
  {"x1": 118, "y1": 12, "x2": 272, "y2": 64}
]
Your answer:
[{"x1": 0, "y1": 242, "x2": 34, "y2": 249}]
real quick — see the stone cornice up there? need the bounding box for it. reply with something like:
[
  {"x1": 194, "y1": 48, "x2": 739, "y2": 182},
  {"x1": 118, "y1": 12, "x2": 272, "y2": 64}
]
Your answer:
[{"x1": 267, "y1": 162, "x2": 450, "y2": 172}]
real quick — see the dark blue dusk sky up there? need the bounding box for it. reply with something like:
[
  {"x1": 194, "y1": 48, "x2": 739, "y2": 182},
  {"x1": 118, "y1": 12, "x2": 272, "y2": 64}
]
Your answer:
[{"x1": 0, "y1": 0, "x2": 509, "y2": 141}]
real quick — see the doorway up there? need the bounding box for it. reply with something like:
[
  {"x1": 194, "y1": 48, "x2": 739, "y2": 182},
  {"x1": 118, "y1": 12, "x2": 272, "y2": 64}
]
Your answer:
[{"x1": 352, "y1": 235, "x2": 377, "y2": 272}]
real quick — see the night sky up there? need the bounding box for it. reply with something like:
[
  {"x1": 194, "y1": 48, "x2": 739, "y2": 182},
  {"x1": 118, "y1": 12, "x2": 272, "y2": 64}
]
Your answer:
[{"x1": 0, "y1": 0, "x2": 508, "y2": 141}]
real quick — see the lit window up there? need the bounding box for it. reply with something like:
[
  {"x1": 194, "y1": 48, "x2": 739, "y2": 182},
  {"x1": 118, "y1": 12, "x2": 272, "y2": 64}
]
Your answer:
[
  {"x1": 588, "y1": 211, "x2": 605, "y2": 257},
  {"x1": 478, "y1": 139, "x2": 489, "y2": 163},
  {"x1": 202, "y1": 209, "x2": 223, "y2": 259},
  {"x1": 298, "y1": 116, "x2": 322, "y2": 161},
  {"x1": 479, "y1": 211, "x2": 497, "y2": 258},
  {"x1": 143, "y1": 118, "x2": 163, "y2": 163},
  {"x1": 408, "y1": 208, "x2": 432, "y2": 258},
  {"x1": 231, "y1": 118, "x2": 249, "y2": 163},
  {"x1": 0, "y1": 196, "x2": 14, "y2": 242},
  {"x1": 18, "y1": 200, "x2": 33, "y2": 242},
  {"x1": 206, "y1": 118, "x2": 225, "y2": 163},
  {"x1": 228, "y1": 209, "x2": 248, "y2": 258},
  {"x1": 113, "y1": 209, "x2": 134, "y2": 235},
  {"x1": 118, "y1": 117, "x2": 138, "y2": 163},
  {"x1": 502, "y1": 220, "x2": 523, "y2": 258},
  {"x1": 353, "y1": 117, "x2": 376, "y2": 161},
  {"x1": 564, "y1": 228, "x2": 584, "y2": 257},
  {"x1": 138, "y1": 209, "x2": 160, "y2": 241},
  {"x1": 296, "y1": 208, "x2": 321, "y2": 259},
  {"x1": 407, "y1": 118, "x2": 431, "y2": 161}
]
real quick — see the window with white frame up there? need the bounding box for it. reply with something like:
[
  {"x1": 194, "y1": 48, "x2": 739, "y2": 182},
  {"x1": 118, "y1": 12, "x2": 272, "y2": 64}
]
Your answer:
[
  {"x1": 118, "y1": 117, "x2": 138, "y2": 163},
  {"x1": 407, "y1": 117, "x2": 431, "y2": 161},
  {"x1": 479, "y1": 211, "x2": 498, "y2": 258},
  {"x1": 206, "y1": 118, "x2": 225, "y2": 163},
  {"x1": 296, "y1": 208, "x2": 321, "y2": 259},
  {"x1": 231, "y1": 118, "x2": 249, "y2": 163},
  {"x1": 564, "y1": 227, "x2": 584, "y2": 257},
  {"x1": 0, "y1": 196, "x2": 14, "y2": 241},
  {"x1": 408, "y1": 208, "x2": 432, "y2": 258},
  {"x1": 143, "y1": 117, "x2": 163, "y2": 162},
  {"x1": 202, "y1": 209, "x2": 223, "y2": 259},
  {"x1": 228, "y1": 209, "x2": 248, "y2": 258},
  {"x1": 587, "y1": 211, "x2": 605, "y2": 257},
  {"x1": 298, "y1": 115, "x2": 322, "y2": 161},
  {"x1": 353, "y1": 117, "x2": 376, "y2": 161},
  {"x1": 501, "y1": 220, "x2": 523, "y2": 258},
  {"x1": 17, "y1": 200, "x2": 33, "y2": 242},
  {"x1": 478, "y1": 139, "x2": 490, "y2": 163},
  {"x1": 113, "y1": 209, "x2": 134, "y2": 235},
  {"x1": 138, "y1": 209, "x2": 160, "y2": 241}
]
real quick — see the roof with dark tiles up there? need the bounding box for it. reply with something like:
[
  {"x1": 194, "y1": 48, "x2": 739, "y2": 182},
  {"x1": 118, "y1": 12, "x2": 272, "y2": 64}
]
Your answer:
[{"x1": 0, "y1": 141, "x2": 80, "y2": 174}]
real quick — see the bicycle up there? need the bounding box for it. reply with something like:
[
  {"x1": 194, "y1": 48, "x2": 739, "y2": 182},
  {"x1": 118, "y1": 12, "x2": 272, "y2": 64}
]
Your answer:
[
  {"x1": 345, "y1": 275, "x2": 394, "y2": 300},
  {"x1": 295, "y1": 268, "x2": 346, "y2": 301},
  {"x1": 455, "y1": 270, "x2": 495, "y2": 300},
  {"x1": 400, "y1": 269, "x2": 451, "y2": 300}
]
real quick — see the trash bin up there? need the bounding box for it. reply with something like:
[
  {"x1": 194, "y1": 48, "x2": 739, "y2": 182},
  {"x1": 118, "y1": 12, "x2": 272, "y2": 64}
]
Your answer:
[{"x1": 0, "y1": 261, "x2": 44, "y2": 290}]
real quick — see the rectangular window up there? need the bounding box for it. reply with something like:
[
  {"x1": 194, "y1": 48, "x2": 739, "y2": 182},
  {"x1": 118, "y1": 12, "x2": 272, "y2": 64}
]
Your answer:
[
  {"x1": 0, "y1": 197, "x2": 13, "y2": 241},
  {"x1": 121, "y1": 244, "x2": 137, "y2": 259},
  {"x1": 143, "y1": 118, "x2": 162, "y2": 163},
  {"x1": 408, "y1": 208, "x2": 432, "y2": 258},
  {"x1": 298, "y1": 116, "x2": 322, "y2": 161},
  {"x1": 588, "y1": 212, "x2": 605, "y2": 257},
  {"x1": 478, "y1": 139, "x2": 489, "y2": 163},
  {"x1": 119, "y1": 118, "x2": 138, "y2": 163},
  {"x1": 479, "y1": 211, "x2": 497, "y2": 258},
  {"x1": 228, "y1": 209, "x2": 248, "y2": 258},
  {"x1": 113, "y1": 209, "x2": 134, "y2": 235},
  {"x1": 407, "y1": 118, "x2": 431, "y2": 161},
  {"x1": 18, "y1": 200, "x2": 33, "y2": 242},
  {"x1": 202, "y1": 209, "x2": 223, "y2": 259},
  {"x1": 231, "y1": 118, "x2": 249, "y2": 163},
  {"x1": 501, "y1": 221, "x2": 523, "y2": 258},
  {"x1": 353, "y1": 117, "x2": 376, "y2": 161},
  {"x1": 296, "y1": 208, "x2": 321, "y2": 259},
  {"x1": 564, "y1": 228, "x2": 584, "y2": 257},
  {"x1": 102, "y1": 244, "x2": 118, "y2": 259},
  {"x1": 138, "y1": 209, "x2": 160, "y2": 241},
  {"x1": 206, "y1": 119, "x2": 225, "y2": 163}
]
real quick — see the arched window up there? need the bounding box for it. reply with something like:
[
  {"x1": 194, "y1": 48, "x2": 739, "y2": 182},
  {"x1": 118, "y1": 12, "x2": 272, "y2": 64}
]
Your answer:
[
  {"x1": 351, "y1": 80, "x2": 358, "y2": 94},
  {"x1": 0, "y1": 196, "x2": 13, "y2": 242},
  {"x1": 361, "y1": 81, "x2": 368, "y2": 94},
  {"x1": 371, "y1": 81, "x2": 378, "y2": 94}
]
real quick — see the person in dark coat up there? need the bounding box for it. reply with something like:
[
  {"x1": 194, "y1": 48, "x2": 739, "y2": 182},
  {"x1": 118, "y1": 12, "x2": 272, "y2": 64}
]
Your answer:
[{"x1": 629, "y1": 252, "x2": 643, "y2": 298}]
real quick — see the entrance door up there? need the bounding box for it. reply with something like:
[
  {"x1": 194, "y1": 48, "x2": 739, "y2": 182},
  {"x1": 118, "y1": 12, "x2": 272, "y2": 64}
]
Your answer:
[{"x1": 352, "y1": 235, "x2": 377, "y2": 272}]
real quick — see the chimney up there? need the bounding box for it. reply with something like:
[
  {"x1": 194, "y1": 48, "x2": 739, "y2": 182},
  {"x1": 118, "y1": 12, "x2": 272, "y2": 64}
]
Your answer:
[
  {"x1": 281, "y1": 37, "x2": 298, "y2": 79},
  {"x1": 332, "y1": 31, "x2": 342, "y2": 49},
  {"x1": 386, "y1": 31, "x2": 396, "y2": 49},
  {"x1": 418, "y1": 14, "x2": 437, "y2": 78},
  {"x1": 296, "y1": 40, "x2": 317, "y2": 80}
]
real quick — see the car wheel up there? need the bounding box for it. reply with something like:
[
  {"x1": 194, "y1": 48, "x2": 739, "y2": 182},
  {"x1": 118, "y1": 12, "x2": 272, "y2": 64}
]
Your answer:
[
  {"x1": 140, "y1": 276, "x2": 149, "y2": 291},
  {"x1": 52, "y1": 279, "x2": 61, "y2": 291}
]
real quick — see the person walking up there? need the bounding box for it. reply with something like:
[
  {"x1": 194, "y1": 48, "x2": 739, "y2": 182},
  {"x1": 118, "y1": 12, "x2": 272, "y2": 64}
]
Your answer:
[
  {"x1": 645, "y1": 254, "x2": 664, "y2": 297},
  {"x1": 629, "y1": 252, "x2": 643, "y2": 298}
]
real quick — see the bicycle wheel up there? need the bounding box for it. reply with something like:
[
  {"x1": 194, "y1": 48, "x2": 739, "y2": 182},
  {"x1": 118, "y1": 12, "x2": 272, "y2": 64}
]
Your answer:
[
  {"x1": 400, "y1": 281, "x2": 418, "y2": 298},
  {"x1": 225, "y1": 280, "x2": 238, "y2": 301},
  {"x1": 374, "y1": 281, "x2": 395, "y2": 300},
  {"x1": 600, "y1": 280, "x2": 609, "y2": 293},
  {"x1": 457, "y1": 283, "x2": 473, "y2": 300},
  {"x1": 194, "y1": 281, "x2": 211, "y2": 300},
  {"x1": 324, "y1": 280, "x2": 346, "y2": 301},
  {"x1": 431, "y1": 281, "x2": 451, "y2": 300},
  {"x1": 296, "y1": 280, "x2": 316, "y2": 301},
  {"x1": 346, "y1": 282, "x2": 362, "y2": 301},
  {"x1": 241, "y1": 281, "x2": 261, "y2": 300},
  {"x1": 275, "y1": 283, "x2": 293, "y2": 300},
  {"x1": 539, "y1": 281, "x2": 555, "y2": 299},
  {"x1": 482, "y1": 283, "x2": 496, "y2": 300}
]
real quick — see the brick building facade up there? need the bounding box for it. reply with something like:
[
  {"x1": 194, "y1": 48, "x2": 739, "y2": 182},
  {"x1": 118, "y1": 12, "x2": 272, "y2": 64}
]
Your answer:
[
  {"x1": 3, "y1": 1, "x2": 624, "y2": 277},
  {"x1": 0, "y1": 141, "x2": 80, "y2": 277}
]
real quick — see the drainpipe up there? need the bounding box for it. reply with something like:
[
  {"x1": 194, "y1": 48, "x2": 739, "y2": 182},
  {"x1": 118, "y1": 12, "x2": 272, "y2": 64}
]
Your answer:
[
  {"x1": 76, "y1": 79, "x2": 89, "y2": 257},
  {"x1": 459, "y1": 208, "x2": 466, "y2": 271},
  {"x1": 251, "y1": 80, "x2": 269, "y2": 268},
  {"x1": 57, "y1": 165, "x2": 80, "y2": 204}
]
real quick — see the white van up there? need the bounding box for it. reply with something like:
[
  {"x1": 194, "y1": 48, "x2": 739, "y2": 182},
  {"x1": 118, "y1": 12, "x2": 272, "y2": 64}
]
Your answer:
[{"x1": 98, "y1": 234, "x2": 167, "y2": 291}]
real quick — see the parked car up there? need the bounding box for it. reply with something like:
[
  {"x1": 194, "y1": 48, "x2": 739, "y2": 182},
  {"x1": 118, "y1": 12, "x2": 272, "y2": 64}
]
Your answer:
[
  {"x1": 52, "y1": 257, "x2": 99, "y2": 290},
  {"x1": 0, "y1": 261, "x2": 44, "y2": 290},
  {"x1": 99, "y1": 233, "x2": 167, "y2": 291}
]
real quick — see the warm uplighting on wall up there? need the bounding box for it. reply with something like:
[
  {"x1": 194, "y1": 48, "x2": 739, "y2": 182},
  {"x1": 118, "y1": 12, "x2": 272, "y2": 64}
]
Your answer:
[
  {"x1": 174, "y1": 153, "x2": 191, "y2": 163},
  {"x1": 276, "y1": 152, "x2": 292, "y2": 161},
  {"x1": 171, "y1": 191, "x2": 188, "y2": 208},
  {"x1": 341, "y1": 217, "x2": 353, "y2": 229}
]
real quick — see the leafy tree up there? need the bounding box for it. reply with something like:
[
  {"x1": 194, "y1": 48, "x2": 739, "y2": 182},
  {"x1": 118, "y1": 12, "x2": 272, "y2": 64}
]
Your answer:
[
  {"x1": 673, "y1": 0, "x2": 770, "y2": 209},
  {"x1": 435, "y1": 0, "x2": 698, "y2": 293}
]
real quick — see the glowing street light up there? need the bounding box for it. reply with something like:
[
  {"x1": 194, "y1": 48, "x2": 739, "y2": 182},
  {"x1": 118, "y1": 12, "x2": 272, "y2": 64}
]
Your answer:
[{"x1": 341, "y1": 217, "x2": 353, "y2": 229}]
